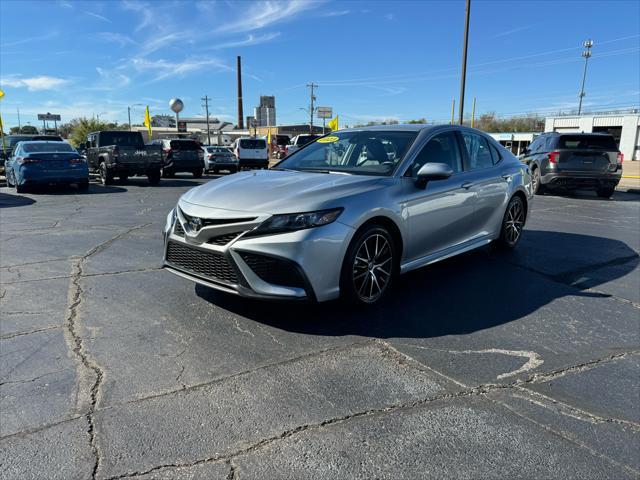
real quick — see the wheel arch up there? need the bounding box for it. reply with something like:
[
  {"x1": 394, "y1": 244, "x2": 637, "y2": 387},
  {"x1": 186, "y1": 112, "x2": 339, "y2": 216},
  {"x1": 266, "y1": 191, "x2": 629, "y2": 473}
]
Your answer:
[{"x1": 351, "y1": 215, "x2": 404, "y2": 262}]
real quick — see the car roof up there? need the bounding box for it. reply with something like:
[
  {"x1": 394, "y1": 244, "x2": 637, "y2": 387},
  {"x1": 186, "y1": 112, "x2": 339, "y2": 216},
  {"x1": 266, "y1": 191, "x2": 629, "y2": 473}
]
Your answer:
[{"x1": 19, "y1": 140, "x2": 70, "y2": 144}]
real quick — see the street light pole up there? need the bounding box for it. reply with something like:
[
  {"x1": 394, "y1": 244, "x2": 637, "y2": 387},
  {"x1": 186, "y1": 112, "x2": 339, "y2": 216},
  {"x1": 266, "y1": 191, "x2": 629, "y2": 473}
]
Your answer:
[
  {"x1": 578, "y1": 39, "x2": 593, "y2": 115},
  {"x1": 458, "y1": 0, "x2": 471, "y2": 125},
  {"x1": 128, "y1": 106, "x2": 131, "y2": 131}
]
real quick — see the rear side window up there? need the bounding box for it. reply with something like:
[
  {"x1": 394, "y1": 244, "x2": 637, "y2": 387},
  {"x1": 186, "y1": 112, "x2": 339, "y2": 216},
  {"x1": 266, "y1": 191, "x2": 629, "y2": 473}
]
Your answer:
[
  {"x1": 559, "y1": 135, "x2": 617, "y2": 150},
  {"x1": 239, "y1": 139, "x2": 266, "y2": 149},
  {"x1": 489, "y1": 144, "x2": 502, "y2": 165},
  {"x1": 461, "y1": 132, "x2": 494, "y2": 170},
  {"x1": 99, "y1": 132, "x2": 144, "y2": 148},
  {"x1": 170, "y1": 140, "x2": 200, "y2": 150}
]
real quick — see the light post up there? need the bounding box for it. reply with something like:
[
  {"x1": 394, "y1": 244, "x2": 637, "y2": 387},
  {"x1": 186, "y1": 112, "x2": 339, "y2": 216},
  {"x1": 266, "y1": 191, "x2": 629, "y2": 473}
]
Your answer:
[
  {"x1": 458, "y1": 0, "x2": 471, "y2": 125},
  {"x1": 578, "y1": 39, "x2": 593, "y2": 115},
  {"x1": 128, "y1": 104, "x2": 143, "y2": 131}
]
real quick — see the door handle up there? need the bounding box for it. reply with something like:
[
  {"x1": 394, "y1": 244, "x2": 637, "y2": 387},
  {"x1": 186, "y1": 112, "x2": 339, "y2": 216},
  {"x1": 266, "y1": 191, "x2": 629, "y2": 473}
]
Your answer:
[{"x1": 461, "y1": 182, "x2": 474, "y2": 189}]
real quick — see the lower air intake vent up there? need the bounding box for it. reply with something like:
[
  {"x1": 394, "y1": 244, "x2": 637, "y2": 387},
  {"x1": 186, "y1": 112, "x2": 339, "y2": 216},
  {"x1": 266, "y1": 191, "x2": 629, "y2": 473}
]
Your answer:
[
  {"x1": 239, "y1": 252, "x2": 305, "y2": 288},
  {"x1": 166, "y1": 241, "x2": 238, "y2": 284}
]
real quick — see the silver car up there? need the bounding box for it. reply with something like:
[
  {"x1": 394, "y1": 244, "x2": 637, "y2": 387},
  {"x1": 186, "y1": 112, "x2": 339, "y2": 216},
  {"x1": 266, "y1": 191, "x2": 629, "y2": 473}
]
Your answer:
[{"x1": 163, "y1": 125, "x2": 532, "y2": 305}]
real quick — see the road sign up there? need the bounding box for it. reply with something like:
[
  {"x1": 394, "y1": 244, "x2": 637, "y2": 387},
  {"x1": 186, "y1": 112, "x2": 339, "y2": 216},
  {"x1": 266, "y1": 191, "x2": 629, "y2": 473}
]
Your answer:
[
  {"x1": 37, "y1": 113, "x2": 61, "y2": 121},
  {"x1": 317, "y1": 107, "x2": 332, "y2": 119}
]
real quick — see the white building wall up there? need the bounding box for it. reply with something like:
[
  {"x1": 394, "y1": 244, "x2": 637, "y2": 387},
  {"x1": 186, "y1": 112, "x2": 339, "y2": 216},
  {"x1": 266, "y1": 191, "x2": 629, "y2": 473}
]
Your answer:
[
  {"x1": 578, "y1": 117, "x2": 593, "y2": 133},
  {"x1": 618, "y1": 116, "x2": 639, "y2": 161}
]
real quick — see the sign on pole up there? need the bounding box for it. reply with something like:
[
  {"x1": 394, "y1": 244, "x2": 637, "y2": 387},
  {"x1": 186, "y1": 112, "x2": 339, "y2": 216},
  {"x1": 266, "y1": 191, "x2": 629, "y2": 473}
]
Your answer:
[
  {"x1": 317, "y1": 107, "x2": 332, "y2": 119},
  {"x1": 37, "y1": 113, "x2": 61, "y2": 121}
]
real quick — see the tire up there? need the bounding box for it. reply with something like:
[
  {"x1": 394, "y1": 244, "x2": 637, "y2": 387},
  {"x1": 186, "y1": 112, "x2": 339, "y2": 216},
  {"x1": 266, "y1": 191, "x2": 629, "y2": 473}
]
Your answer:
[
  {"x1": 596, "y1": 186, "x2": 615, "y2": 199},
  {"x1": 118, "y1": 174, "x2": 129, "y2": 183},
  {"x1": 99, "y1": 162, "x2": 113, "y2": 186},
  {"x1": 531, "y1": 167, "x2": 544, "y2": 194},
  {"x1": 77, "y1": 181, "x2": 89, "y2": 192},
  {"x1": 6, "y1": 170, "x2": 14, "y2": 187},
  {"x1": 340, "y1": 225, "x2": 397, "y2": 305},
  {"x1": 16, "y1": 183, "x2": 27, "y2": 194},
  {"x1": 162, "y1": 168, "x2": 174, "y2": 178},
  {"x1": 193, "y1": 168, "x2": 203, "y2": 178},
  {"x1": 212, "y1": 168, "x2": 219, "y2": 174},
  {"x1": 147, "y1": 169, "x2": 161, "y2": 185},
  {"x1": 497, "y1": 195, "x2": 526, "y2": 249}
]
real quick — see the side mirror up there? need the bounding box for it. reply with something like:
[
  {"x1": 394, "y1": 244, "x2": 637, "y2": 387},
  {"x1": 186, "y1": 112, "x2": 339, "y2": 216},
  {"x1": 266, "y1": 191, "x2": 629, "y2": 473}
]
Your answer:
[{"x1": 415, "y1": 163, "x2": 453, "y2": 189}]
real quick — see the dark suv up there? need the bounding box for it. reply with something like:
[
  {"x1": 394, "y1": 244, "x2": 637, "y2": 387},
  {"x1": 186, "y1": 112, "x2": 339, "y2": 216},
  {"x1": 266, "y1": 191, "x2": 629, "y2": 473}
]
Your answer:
[{"x1": 521, "y1": 132, "x2": 622, "y2": 198}]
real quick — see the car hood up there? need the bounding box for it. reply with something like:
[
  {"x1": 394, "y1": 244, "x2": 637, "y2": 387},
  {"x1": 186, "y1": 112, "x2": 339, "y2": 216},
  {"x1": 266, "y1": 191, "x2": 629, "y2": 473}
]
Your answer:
[{"x1": 180, "y1": 169, "x2": 386, "y2": 214}]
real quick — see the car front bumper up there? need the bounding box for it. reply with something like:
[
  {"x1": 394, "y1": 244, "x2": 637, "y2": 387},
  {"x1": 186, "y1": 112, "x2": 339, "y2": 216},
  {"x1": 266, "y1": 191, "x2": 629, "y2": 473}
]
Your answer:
[{"x1": 162, "y1": 202, "x2": 354, "y2": 302}]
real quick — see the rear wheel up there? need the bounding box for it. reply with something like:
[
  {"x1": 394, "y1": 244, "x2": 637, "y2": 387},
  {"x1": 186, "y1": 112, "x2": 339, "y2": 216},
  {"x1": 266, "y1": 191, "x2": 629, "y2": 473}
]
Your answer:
[
  {"x1": 162, "y1": 168, "x2": 174, "y2": 178},
  {"x1": 148, "y1": 169, "x2": 161, "y2": 185},
  {"x1": 497, "y1": 196, "x2": 525, "y2": 249},
  {"x1": 118, "y1": 174, "x2": 129, "y2": 183},
  {"x1": 340, "y1": 225, "x2": 397, "y2": 305},
  {"x1": 596, "y1": 186, "x2": 615, "y2": 198},
  {"x1": 193, "y1": 168, "x2": 203, "y2": 178},
  {"x1": 77, "y1": 181, "x2": 89, "y2": 192},
  {"x1": 531, "y1": 167, "x2": 544, "y2": 194},
  {"x1": 16, "y1": 183, "x2": 27, "y2": 194},
  {"x1": 99, "y1": 162, "x2": 113, "y2": 186}
]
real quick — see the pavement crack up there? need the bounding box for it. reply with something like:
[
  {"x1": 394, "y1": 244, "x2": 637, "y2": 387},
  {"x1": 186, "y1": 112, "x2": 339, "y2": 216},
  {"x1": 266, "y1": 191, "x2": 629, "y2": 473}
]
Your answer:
[
  {"x1": 226, "y1": 460, "x2": 237, "y2": 480},
  {"x1": 232, "y1": 318, "x2": 255, "y2": 337},
  {"x1": 62, "y1": 223, "x2": 151, "y2": 479},
  {"x1": 0, "y1": 325, "x2": 61, "y2": 340},
  {"x1": 0, "y1": 369, "x2": 68, "y2": 386}
]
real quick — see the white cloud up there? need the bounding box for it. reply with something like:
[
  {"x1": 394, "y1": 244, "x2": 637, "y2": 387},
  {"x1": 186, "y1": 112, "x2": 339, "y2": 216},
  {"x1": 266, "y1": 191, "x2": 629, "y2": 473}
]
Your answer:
[
  {"x1": 385, "y1": 13, "x2": 394, "y2": 21},
  {"x1": 130, "y1": 57, "x2": 232, "y2": 82},
  {"x1": 98, "y1": 32, "x2": 136, "y2": 47},
  {"x1": 217, "y1": 0, "x2": 323, "y2": 33},
  {"x1": 1, "y1": 32, "x2": 58, "y2": 48},
  {"x1": 84, "y1": 11, "x2": 112, "y2": 23},
  {"x1": 208, "y1": 32, "x2": 281, "y2": 50},
  {"x1": 95, "y1": 67, "x2": 131, "y2": 89},
  {"x1": 2, "y1": 75, "x2": 70, "y2": 91},
  {"x1": 319, "y1": 9, "x2": 350, "y2": 18}
]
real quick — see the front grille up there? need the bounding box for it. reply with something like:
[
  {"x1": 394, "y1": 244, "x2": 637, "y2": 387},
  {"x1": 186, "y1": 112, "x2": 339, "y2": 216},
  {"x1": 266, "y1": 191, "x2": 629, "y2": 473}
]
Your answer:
[
  {"x1": 174, "y1": 222, "x2": 185, "y2": 236},
  {"x1": 207, "y1": 231, "x2": 243, "y2": 246},
  {"x1": 179, "y1": 208, "x2": 256, "y2": 227},
  {"x1": 166, "y1": 241, "x2": 238, "y2": 284},
  {"x1": 239, "y1": 252, "x2": 305, "y2": 289}
]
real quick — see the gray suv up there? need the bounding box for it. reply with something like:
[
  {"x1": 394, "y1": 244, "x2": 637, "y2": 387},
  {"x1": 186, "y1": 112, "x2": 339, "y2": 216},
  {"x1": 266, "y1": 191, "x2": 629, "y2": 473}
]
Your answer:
[{"x1": 521, "y1": 132, "x2": 622, "y2": 198}]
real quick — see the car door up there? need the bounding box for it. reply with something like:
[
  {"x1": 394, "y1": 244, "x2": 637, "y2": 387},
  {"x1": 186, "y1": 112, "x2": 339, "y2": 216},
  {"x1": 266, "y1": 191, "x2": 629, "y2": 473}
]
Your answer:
[
  {"x1": 86, "y1": 134, "x2": 98, "y2": 169},
  {"x1": 401, "y1": 130, "x2": 477, "y2": 263},
  {"x1": 459, "y1": 131, "x2": 510, "y2": 238}
]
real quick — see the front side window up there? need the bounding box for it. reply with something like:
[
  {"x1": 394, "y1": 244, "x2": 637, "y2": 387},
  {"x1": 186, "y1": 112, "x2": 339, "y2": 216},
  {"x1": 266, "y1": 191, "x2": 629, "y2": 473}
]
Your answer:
[
  {"x1": 462, "y1": 132, "x2": 494, "y2": 170},
  {"x1": 407, "y1": 132, "x2": 462, "y2": 177},
  {"x1": 277, "y1": 130, "x2": 418, "y2": 176}
]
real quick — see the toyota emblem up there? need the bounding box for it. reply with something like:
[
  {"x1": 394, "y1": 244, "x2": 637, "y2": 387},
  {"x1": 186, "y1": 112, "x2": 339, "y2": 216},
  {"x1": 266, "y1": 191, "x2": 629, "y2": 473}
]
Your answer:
[{"x1": 188, "y1": 217, "x2": 203, "y2": 231}]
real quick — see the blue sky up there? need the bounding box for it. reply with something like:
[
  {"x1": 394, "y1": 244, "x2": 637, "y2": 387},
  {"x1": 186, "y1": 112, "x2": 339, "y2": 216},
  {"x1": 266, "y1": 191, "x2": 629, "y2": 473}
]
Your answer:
[{"x1": 1, "y1": 0, "x2": 639, "y2": 128}]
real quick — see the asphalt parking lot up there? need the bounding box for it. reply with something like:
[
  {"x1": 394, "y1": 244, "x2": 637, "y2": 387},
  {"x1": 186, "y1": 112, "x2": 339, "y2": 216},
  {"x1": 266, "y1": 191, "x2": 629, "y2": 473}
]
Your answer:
[{"x1": 1, "y1": 175, "x2": 639, "y2": 479}]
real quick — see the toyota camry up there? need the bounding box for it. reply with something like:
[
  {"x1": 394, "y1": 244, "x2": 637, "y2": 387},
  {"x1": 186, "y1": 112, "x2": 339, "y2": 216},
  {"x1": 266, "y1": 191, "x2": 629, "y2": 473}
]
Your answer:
[{"x1": 162, "y1": 125, "x2": 532, "y2": 305}]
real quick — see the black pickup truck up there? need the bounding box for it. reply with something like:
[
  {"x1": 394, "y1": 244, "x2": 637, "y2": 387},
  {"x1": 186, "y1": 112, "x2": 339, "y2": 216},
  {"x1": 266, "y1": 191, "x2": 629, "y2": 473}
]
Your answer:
[{"x1": 85, "y1": 131, "x2": 162, "y2": 185}]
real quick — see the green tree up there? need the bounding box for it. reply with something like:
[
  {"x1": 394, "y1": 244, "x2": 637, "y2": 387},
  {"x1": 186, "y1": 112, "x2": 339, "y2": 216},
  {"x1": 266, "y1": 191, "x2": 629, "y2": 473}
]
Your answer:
[
  {"x1": 472, "y1": 112, "x2": 544, "y2": 133},
  {"x1": 8, "y1": 125, "x2": 39, "y2": 134},
  {"x1": 66, "y1": 117, "x2": 127, "y2": 147},
  {"x1": 407, "y1": 118, "x2": 428, "y2": 124}
]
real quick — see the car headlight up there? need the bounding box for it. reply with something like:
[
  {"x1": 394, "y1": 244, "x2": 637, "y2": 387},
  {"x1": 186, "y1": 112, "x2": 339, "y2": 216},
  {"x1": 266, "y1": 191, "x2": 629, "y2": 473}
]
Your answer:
[{"x1": 248, "y1": 208, "x2": 343, "y2": 236}]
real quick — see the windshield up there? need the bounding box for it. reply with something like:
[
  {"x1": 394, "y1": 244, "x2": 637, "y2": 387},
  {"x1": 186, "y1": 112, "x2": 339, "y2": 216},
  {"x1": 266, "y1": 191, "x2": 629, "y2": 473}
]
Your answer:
[
  {"x1": 22, "y1": 142, "x2": 74, "y2": 153},
  {"x1": 239, "y1": 139, "x2": 266, "y2": 149},
  {"x1": 100, "y1": 132, "x2": 144, "y2": 148},
  {"x1": 170, "y1": 140, "x2": 200, "y2": 150},
  {"x1": 276, "y1": 131, "x2": 418, "y2": 176},
  {"x1": 559, "y1": 135, "x2": 618, "y2": 150}
]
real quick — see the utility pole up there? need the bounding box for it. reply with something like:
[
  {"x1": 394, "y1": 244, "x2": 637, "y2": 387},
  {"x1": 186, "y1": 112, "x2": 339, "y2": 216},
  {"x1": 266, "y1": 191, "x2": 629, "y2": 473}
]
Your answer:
[
  {"x1": 306, "y1": 82, "x2": 318, "y2": 134},
  {"x1": 127, "y1": 106, "x2": 132, "y2": 131},
  {"x1": 202, "y1": 95, "x2": 211, "y2": 145},
  {"x1": 578, "y1": 39, "x2": 593, "y2": 115},
  {"x1": 17, "y1": 107, "x2": 21, "y2": 130},
  {"x1": 450, "y1": 99, "x2": 455, "y2": 125},
  {"x1": 471, "y1": 97, "x2": 476, "y2": 128},
  {"x1": 458, "y1": 0, "x2": 471, "y2": 125}
]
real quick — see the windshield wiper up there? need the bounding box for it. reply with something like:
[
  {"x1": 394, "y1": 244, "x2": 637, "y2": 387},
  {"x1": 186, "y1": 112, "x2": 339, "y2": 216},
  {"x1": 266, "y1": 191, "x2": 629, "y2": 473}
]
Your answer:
[{"x1": 304, "y1": 168, "x2": 352, "y2": 175}]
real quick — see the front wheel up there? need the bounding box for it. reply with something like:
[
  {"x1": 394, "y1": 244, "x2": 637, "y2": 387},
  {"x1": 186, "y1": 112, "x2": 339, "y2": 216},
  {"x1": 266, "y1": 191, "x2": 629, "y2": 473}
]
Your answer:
[
  {"x1": 596, "y1": 186, "x2": 615, "y2": 199},
  {"x1": 16, "y1": 183, "x2": 27, "y2": 194},
  {"x1": 340, "y1": 225, "x2": 397, "y2": 305},
  {"x1": 497, "y1": 196, "x2": 525, "y2": 249},
  {"x1": 192, "y1": 168, "x2": 203, "y2": 178}
]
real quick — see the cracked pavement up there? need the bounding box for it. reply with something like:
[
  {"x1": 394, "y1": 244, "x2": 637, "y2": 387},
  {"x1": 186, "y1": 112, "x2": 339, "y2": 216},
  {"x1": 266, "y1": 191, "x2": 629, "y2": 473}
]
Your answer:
[{"x1": 1, "y1": 179, "x2": 639, "y2": 479}]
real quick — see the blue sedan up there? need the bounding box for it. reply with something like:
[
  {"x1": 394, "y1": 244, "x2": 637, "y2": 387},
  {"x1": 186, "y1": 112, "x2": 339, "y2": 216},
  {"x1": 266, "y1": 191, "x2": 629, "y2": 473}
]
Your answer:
[{"x1": 6, "y1": 141, "x2": 89, "y2": 193}]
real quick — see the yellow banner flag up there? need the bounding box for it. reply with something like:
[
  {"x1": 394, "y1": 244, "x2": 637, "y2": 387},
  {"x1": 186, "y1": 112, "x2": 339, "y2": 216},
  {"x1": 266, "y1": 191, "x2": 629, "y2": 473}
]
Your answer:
[
  {"x1": 0, "y1": 89, "x2": 5, "y2": 99},
  {"x1": 327, "y1": 115, "x2": 339, "y2": 132},
  {"x1": 143, "y1": 106, "x2": 152, "y2": 139}
]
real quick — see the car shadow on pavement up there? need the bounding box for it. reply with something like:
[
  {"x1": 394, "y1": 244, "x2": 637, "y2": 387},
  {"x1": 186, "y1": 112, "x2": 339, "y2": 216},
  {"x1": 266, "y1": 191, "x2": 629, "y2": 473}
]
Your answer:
[
  {"x1": 23, "y1": 184, "x2": 128, "y2": 195},
  {"x1": 540, "y1": 190, "x2": 640, "y2": 202},
  {"x1": 196, "y1": 230, "x2": 638, "y2": 339},
  {"x1": 0, "y1": 191, "x2": 36, "y2": 208}
]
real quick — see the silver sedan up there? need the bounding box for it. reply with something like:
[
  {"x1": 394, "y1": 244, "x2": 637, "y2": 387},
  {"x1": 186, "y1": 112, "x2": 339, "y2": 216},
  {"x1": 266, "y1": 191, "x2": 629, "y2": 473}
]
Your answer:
[{"x1": 162, "y1": 125, "x2": 532, "y2": 305}]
